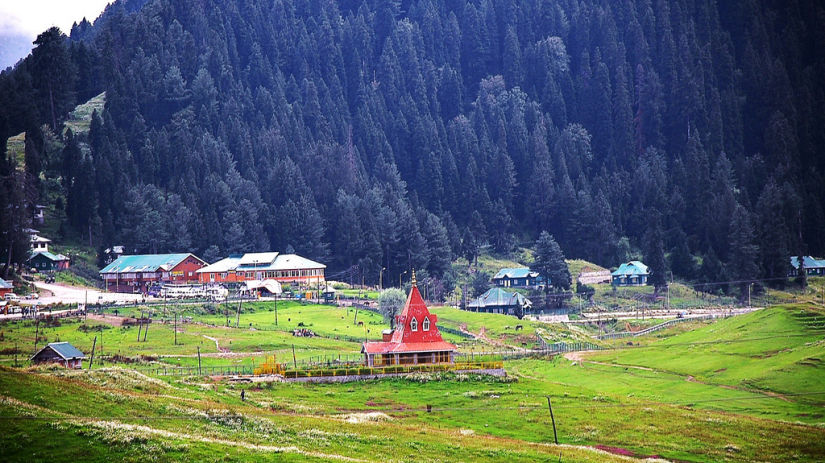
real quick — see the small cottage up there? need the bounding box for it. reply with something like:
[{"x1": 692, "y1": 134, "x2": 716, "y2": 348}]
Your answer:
[
  {"x1": 362, "y1": 271, "x2": 456, "y2": 367},
  {"x1": 611, "y1": 261, "x2": 649, "y2": 286},
  {"x1": 31, "y1": 342, "x2": 86, "y2": 369},
  {"x1": 467, "y1": 287, "x2": 532, "y2": 315},
  {"x1": 789, "y1": 256, "x2": 825, "y2": 277},
  {"x1": 27, "y1": 251, "x2": 70, "y2": 272},
  {"x1": 492, "y1": 268, "x2": 544, "y2": 288}
]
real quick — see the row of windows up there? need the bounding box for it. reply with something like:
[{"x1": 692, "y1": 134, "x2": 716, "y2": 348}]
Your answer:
[{"x1": 409, "y1": 316, "x2": 430, "y2": 332}]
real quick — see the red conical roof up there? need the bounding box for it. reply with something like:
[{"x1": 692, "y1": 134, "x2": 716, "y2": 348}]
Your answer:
[{"x1": 362, "y1": 283, "x2": 456, "y2": 354}]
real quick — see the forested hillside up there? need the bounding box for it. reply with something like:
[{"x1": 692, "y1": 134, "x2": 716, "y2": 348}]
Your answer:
[{"x1": 1, "y1": 0, "x2": 824, "y2": 290}]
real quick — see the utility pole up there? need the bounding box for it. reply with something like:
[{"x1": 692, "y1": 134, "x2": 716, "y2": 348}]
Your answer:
[
  {"x1": 748, "y1": 282, "x2": 752, "y2": 307},
  {"x1": 142, "y1": 312, "x2": 149, "y2": 342},
  {"x1": 197, "y1": 346, "x2": 202, "y2": 375},
  {"x1": 174, "y1": 311, "x2": 178, "y2": 345},
  {"x1": 88, "y1": 336, "x2": 97, "y2": 370},
  {"x1": 292, "y1": 344, "x2": 297, "y2": 369},
  {"x1": 236, "y1": 296, "x2": 242, "y2": 328},
  {"x1": 546, "y1": 396, "x2": 559, "y2": 445},
  {"x1": 380, "y1": 267, "x2": 385, "y2": 290},
  {"x1": 137, "y1": 311, "x2": 143, "y2": 341}
]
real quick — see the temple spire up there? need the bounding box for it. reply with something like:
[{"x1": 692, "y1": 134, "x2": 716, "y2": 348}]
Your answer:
[{"x1": 411, "y1": 268, "x2": 417, "y2": 287}]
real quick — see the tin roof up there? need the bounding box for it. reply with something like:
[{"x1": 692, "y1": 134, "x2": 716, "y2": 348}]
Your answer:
[
  {"x1": 468, "y1": 287, "x2": 531, "y2": 308},
  {"x1": 198, "y1": 252, "x2": 326, "y2": 273},
  {"x1": 0, "y1": 278, "x2": 12, "y2": 289},
  {"x1": 197, "y1": 255, "x2": 244, "y2": 273},
  {"x1": 31, "y1": 342, "x2": 86, "y2": 361},
  {"x1": 790, "y1": 256, "x2": 825, "y2": 269},
  {"x1": 611, "y1": 261, "x2": 649, "y2": 276},
  {"x1": 492, "y1": 267, "x2": 538, "y2": 280},
  {"x1": 28, "y1": 251, "x2": 69, "y2": 262},
  {"x1": 100, "y1": 253, "x2": 200, "y2": 274}
]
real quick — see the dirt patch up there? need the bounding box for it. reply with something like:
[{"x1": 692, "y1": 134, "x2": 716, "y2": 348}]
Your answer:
[{"x1": 86, "y1": 313, "x2": 126, "y2": 327}]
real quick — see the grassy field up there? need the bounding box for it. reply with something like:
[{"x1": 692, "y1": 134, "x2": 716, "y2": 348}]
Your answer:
[
  {"x1": 1, "y1": 302, "x2": 824, "y2": 462},
  {"x1": 64, "y1": 92, "x2": 106, "y2": 135},
  {"x1": 587, "y1": 304, "x2": 825, "y2": 408},
  {"x1": 2, "y1": 292, "x2": 824, "y2": 461}
]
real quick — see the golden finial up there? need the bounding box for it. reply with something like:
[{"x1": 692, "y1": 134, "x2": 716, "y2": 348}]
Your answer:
[{"x1": 411, "y1": 268, "x2": 417, "y2": 287}]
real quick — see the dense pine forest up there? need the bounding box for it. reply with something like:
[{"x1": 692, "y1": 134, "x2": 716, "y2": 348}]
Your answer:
[{"x1": 1, "y1": 0, "x2": 824, "y2": 292}]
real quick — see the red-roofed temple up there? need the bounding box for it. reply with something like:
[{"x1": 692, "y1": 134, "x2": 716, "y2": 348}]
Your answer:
[{"x1": 362, "y1": 271, "x2": 457, "y2": 367}]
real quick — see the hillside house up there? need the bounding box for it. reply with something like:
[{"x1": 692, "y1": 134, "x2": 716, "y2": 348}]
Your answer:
[
  {"x1": 196, "y1": 252, "x2": 325, "y2": 286},
  {"x1": 362, "y1": 271, "x2": 456, "y2": 366},
  {"x1": 467, "y1": 287, "x2": 532, "y2": 315},
  {"x1": 27, "y1": 251, "x2": 70, "y2": 272},
  {"x1": 611, "y1": 261, "x2": 649, "y2": 286},
  {"x1": 789, "y1": 256, "x2": 825, "y2": 276},
  {"x1": 0, "y1": 278, "x2": 13, "y2": 297},
  {"x1": 31, "y1": 342, "x2": 86, "y2": 368},
  {"x1": 30, "y1": 234, "x2": 51, "y2": 253},
  {"x1": 492, "y1": 268, "x2": 543, "y2": 288},
  {"x1": 100, "y1": 253, "x2": 207, "y2": 293}
]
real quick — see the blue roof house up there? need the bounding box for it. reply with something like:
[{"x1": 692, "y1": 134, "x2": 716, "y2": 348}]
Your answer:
[
  {"x1": 611, "y1": 261, "x2": 649, "y2": 286},
  {"x1": 467, "y1": 287, "x2": 532, "y2": 316},
  {"x1": 789, "y1": 256, "x2": 825, "y2": 277},
  {"x1": 492, "y1": 268, "x2": 544, "y2": 288}
]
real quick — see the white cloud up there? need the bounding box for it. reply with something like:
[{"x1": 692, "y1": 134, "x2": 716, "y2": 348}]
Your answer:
[{"x1": 0, "y1": 0, "x2": 112, "y2": 37}]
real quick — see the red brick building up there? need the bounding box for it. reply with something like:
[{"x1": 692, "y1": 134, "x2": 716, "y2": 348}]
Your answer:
[
  {"x1": 362, "y1": 271, "x2": 456, "y2": 366},
  {"x1": 99, "y1": 253, "x2": 207, "y2": 293}
]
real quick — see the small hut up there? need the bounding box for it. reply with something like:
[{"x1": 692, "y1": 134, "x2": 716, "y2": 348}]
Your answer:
[{"x1": 31, "y1": 342, "x2": 86, "y2": 369}]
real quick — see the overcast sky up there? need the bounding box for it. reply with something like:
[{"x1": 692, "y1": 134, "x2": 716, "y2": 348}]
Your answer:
[
  {"x1": 1, "y1": 0, "x2": 111, "y2": 37},
  {"x1": 0, "y1": 0, "x2": 111, "y2": 68}
]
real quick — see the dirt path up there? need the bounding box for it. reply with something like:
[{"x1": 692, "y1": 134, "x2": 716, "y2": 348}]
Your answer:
[{"x1": 202, "y1": 335, "x2": 229, "y2": 353}]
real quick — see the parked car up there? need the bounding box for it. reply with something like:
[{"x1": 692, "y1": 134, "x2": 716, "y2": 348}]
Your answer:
[
  {"x1": 25, "y1": 293, "x2": 39, "y2": 300},
  {"x1": 4, "y1": 293, "x2": 20, "y2": 302}
]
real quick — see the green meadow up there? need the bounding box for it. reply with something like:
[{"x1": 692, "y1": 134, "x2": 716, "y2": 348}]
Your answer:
[{"x1": 0, "y1": 303, "x2": 823, "y2": 461}]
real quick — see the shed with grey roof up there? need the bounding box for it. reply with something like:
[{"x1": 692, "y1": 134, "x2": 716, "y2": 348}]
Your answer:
[{"x1": 31, "y1": 342, "x2": 86, "y2": 369}]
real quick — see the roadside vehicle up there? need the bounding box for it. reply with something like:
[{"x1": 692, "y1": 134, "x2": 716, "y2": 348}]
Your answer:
[{"x1": 4, "y1": 293, "x2": 20, "y2": 302}]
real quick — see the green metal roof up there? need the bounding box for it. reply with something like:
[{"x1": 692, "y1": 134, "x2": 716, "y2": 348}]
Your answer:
[
  {"x1": 612, "y1": 261, "x2": 649, "y2": 276},
  {"x1": 99, "y1": 253, "x2": 194, "y2": 274},
  {"x1": 28, "y1": 251, "x2": 69, "y2": 262}
]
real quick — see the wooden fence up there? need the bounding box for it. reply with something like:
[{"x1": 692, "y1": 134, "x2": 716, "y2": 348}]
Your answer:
[{"x1": 594, "y1": 314, "x2": 719, "y2": 340}]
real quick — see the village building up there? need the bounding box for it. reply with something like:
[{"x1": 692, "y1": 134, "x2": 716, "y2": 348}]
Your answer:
[
  {"x1": 789, "y1": 256, "x2": 825, "y2": 276},
  {"x1": 27, "y1": 251, "x2": 70, "y2": 272},
  {"x1": 196, "y1": 252, "x2": 325, "y2": 286},
  {"x1": 99, "y1": 253, "x2": 207, "y2": 293},
  {"x1": 611, "y1": 261, "x2": 649, "y2": 286},
  {"x1": 30, "y1": 234, "x2": 51, "y2": 253},
  {"x1": 102, "y1": 245, "x2": 125, "y2": 265},
  {"x1": 30, "y1": 342, "x2": 86, "y2": 369},
  {"x1": 467, "y1": 287, "x2": 532, "y2": 315},
  {"x1": 0, "y1": 278, "x2": 13, "y2": 297},
  {"x1": 492, "y1": 267, "x2": 543, "y2": 288},
  {"x1": 362, "y1": 271, "x2": 456, "y2": 367}
]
